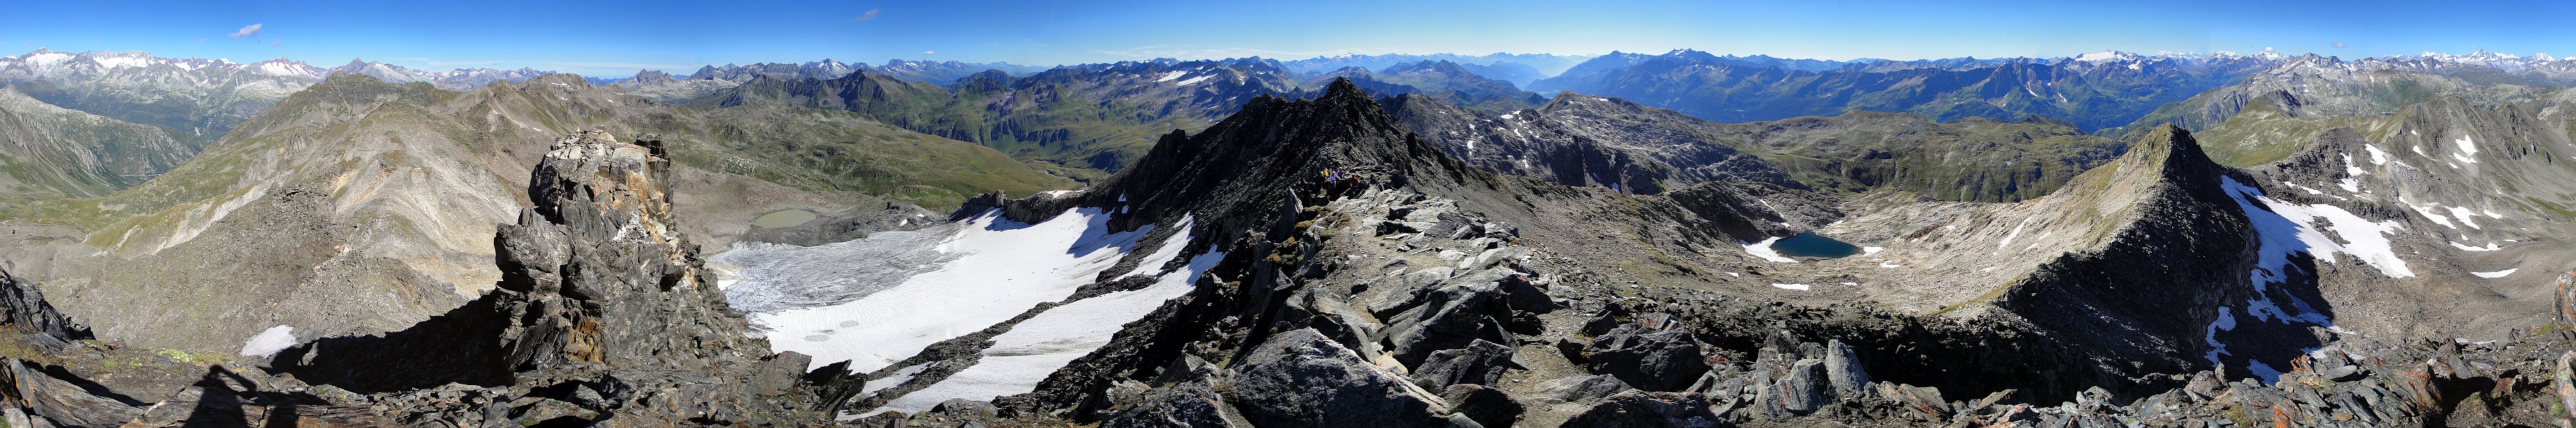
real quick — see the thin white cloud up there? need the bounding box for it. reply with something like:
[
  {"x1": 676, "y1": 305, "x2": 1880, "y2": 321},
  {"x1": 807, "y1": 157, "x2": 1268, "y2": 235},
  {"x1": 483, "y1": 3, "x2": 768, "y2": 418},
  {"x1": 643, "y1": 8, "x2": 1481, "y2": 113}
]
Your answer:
[
  {"x1": 923, "y1": 51, "x2": 935, "y2": 55},
  {"x1": 229, "y1": 24, "x2": 263, "y2": 39},
  {"x1": 853, "y1": 8, "x2": 881, "y2": 21}
]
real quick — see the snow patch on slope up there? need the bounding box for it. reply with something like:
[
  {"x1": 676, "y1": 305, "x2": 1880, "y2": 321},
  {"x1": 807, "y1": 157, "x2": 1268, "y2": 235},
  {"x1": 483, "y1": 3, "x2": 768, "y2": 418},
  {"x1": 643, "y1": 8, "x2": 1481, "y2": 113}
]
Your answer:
[
  {"x1": 731, "y1": 207, "x2": 1156, "y2": 373},
  {"x1": 240, "y1": 325, "x2": 298, "y2": 357},
  {"x1": 1743, "y1": 237, "x2": 1797, "y2": 263},
  {"x1": 876, "y1": 237, "x2": 1223, "y2": 414},
  {"x1": 2225, "y1": 177, "x2": 2413, "y2": 281}
]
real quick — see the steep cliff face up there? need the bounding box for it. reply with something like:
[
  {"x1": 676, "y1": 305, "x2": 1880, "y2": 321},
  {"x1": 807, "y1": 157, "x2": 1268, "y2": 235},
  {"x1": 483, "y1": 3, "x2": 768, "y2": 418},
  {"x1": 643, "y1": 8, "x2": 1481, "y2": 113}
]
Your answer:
[{"x1": 275, "y1": 131, "x2": 860, "y2": 425}]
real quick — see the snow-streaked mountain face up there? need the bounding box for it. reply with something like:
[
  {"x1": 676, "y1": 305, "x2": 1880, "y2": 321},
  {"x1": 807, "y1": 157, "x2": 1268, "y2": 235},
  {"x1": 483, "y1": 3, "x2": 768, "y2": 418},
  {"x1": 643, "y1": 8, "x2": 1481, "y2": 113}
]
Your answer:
[
  {"x1": 0, "y1": 50, "x2": 329, "y2": 142},
  {"x1": 322, "y1": 59, "x2": 555, "y2": 91},
  {"x1": 0, "y1": 49, "x2": 572, "y2": 143}
]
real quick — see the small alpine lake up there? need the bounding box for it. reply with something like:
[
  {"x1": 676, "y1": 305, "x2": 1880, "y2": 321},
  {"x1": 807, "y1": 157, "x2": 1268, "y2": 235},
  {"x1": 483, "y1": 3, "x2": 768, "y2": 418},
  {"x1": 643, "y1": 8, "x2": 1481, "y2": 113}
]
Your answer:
[{"x1": 1771, "y1": 231, "x2": 1861, "y2": 259}]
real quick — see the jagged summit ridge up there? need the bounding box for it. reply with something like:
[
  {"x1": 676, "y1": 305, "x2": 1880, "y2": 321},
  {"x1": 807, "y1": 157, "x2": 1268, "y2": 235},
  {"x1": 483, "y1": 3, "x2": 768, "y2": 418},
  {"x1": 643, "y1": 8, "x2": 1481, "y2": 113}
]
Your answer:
[{"x1": 1073, "y1": 77, "x2": 1483, "y2": 230}]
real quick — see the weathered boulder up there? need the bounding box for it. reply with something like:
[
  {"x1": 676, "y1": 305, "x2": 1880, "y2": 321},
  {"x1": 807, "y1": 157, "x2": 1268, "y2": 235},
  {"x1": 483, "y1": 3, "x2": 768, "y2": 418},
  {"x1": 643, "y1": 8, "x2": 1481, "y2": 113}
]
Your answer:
[
  {"x1": 1822, "y1": 340, "x2": 1871, "y2": 400},
  {"x1": 1496, "y1": 273, "x2": 1554, "y2": 315},
  {"x1": 1537, "y1": 374, "x2": 1636, "y2": 403},
  {"x1": 1583, "y1": 323, "x2": 1710, "y2": 392},
  {"x1": 1560, "y1": 391, "x2": 1725, "y2": 428},
  {"x1": 1441, "y1": 384, "x2": 1523, "y2": 428},
  {"x1": 1233, "y1": 328, "x2": 1449, "y2": 427},
  {"x1": 1386, "y1": 282, "x2": 1513, "y2": 367},
  {"x1": 1411, "y1": 339, "x2": 1517, "y2": 389},
  {"x1": 1755, "y1": 359, "x2": 1828, "y2": 418}
]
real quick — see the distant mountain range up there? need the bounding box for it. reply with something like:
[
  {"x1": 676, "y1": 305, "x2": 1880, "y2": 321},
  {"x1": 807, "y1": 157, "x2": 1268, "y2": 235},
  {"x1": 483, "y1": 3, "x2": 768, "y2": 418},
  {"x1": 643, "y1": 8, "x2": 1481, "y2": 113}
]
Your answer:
[
  {"x1": 1527, "y1": 49, "x2": 2292, "y2": 132},
  {"x1": 610, "y1": 58, "x2": 1056, "y2": 102},
  {"x1": 13, "y1": 46, "x2": 2576, "y2": 186},
  {"x1": 1281, "y1": 53, "x2": 1597, "y2": 86},
  {"x1": 699, "y1": 57, "x2": 1309, "y2": 171},
  {"x1": 323, "y1": 58, "x2": 553, "y2": 91}
]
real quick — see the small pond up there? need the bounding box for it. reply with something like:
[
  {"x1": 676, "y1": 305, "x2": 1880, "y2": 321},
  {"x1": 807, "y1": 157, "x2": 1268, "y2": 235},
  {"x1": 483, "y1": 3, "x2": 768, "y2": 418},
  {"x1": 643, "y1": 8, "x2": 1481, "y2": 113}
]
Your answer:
[{"x1": 1770, "y1": 231, "x2": 1860, "y2": 259}]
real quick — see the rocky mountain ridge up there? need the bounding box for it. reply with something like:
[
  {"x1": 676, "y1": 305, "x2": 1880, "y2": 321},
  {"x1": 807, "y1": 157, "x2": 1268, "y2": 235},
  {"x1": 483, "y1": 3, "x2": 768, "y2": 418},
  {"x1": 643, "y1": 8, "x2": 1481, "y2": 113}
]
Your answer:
[{"x1": 801, "y1": 78, "x2": 2576, "y2": 428}]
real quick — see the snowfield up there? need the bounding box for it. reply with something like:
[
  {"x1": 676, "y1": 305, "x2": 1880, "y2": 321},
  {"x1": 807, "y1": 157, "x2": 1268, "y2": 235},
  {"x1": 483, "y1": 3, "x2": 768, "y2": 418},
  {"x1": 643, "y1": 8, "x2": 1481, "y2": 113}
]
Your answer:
[
  {"x1": 876, "y1": 219, "x2": 1222, "y2": 414},
  {"x1": 721, "y1": 208, "x2": 1157, "y2": 374},
  {"x1": 2223, "y1": 177, "x2": 2412, "y2": 282},
  {"x1": 240, "y1": 325, "x2": 298, "y2": 357},
  {"x1": 720, "y1": 209, "x2": 1234, "y2": 419}
]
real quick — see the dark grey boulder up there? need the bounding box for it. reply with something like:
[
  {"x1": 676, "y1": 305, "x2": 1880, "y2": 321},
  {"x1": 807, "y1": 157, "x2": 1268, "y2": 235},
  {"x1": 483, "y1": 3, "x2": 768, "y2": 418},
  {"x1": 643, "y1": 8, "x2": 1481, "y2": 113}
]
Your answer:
[
  {"x1": 1583, "y1": 324, "x2": 1710, "y2": 392},
  {"x1": 1536, "y1": 374, "x2": 1635, "y2": 403},
  {"x1": 1232, "y1": 328, "x2": 1448, "y2": 428},
  {"x1": 1411, "y1": 339, "x2": 1517, "y2": 389},
  {"x1": 1496, "y1": 274, "x2": 1554, "y2": 315},
  {"x1": 1560, "y1": 391, "x2": 1725, "y2": 428},
  {"x1": 1152, "y1": 354, "x2": 1222, "y2": 385},
  {"x1": 1386, "y1": 282, "x2": 1513, "y2": 367},
  {"x1": 1755, "y1": 359, "x2": 1827, "y2": 419},
  {"x1": 1822, "y1": 340, "x2": 1870, "y2": 400},
  {"x1": 1441, "y1": 384, "x2": 1523, "y2": 428}
]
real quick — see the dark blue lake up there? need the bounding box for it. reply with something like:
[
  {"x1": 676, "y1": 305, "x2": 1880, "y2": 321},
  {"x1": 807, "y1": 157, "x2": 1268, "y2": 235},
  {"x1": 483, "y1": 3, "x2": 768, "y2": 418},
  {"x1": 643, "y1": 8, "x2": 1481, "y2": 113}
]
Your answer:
[{"x1": 1773, "y1": 231, "x2": 1860, "y2": 259}]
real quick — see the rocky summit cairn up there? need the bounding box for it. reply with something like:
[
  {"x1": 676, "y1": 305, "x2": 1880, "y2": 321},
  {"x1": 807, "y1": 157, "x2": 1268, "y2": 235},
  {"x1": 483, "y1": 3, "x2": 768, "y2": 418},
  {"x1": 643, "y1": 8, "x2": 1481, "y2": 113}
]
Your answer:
[{"x1": 270, "y1": 129, "x2": 863, "y2": 425}]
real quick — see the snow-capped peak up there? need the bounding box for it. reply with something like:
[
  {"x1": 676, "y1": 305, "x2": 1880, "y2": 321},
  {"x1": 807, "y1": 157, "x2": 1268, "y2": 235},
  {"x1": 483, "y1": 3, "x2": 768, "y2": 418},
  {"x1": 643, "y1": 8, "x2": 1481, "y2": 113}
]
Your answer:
[
  {"x1": 2073, "y1": 51, "x2": 2137, "y2": 62},
  {"x1": 252, "y1": 58, "x2": 323, "y2": 78}
]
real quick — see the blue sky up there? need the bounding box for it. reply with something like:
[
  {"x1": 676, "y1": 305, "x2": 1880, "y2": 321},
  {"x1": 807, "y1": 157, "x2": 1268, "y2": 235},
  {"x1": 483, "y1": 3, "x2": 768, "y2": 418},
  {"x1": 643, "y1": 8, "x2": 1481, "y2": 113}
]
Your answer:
[{"x1": 3, "y1": 0, "x2": 2570, "y2": 76}]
